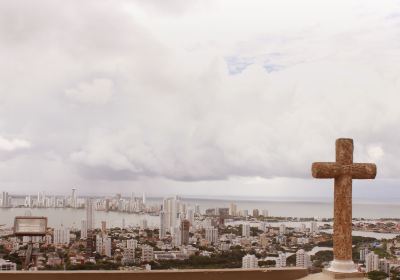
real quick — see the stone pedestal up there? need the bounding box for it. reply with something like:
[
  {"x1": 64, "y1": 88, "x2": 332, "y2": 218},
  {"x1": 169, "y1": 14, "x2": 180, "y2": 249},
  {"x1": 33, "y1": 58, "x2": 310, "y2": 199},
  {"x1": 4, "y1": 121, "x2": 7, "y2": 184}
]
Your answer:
[
  {"x1": 323, "y1": 269, "x2": 365, "y2": 279},
  {"x1": 327, "y1": 260, "x2": 357, "y2": 273}
]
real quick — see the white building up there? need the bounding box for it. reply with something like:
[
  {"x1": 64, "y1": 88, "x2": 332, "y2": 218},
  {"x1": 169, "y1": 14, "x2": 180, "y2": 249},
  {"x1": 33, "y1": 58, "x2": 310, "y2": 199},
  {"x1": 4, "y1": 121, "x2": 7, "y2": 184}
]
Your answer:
[
  {"x1": 140, "y1": 219, "x2": 148, "y2": 230},
  {"x1": 205, "y1": 227, "x2": 219, "y2": 244},
  {"x1": 365, "y1": 252, "x2": 379, "y2": 272},
  {"x1": 310, "y1": 221, "x2": 319, "y2": 234},
  {"x1": 142, "y1": 245, "x2": 154, "y2": 262},
  {"x1": 122, "y1": 248, "x2": 135, "y2": 265},
  {"x1": 297, "y1": 237, "x2": 309, "y2": 245},
  {"x1": 162, "y1": 196, "x2": 181, "y2": 231},
  {"x1": 279, "y1": 224, "x2": 286, "y2": 235},
  {"x1": 229, "y1": 203, "x2": 237, "y2": 216},
  {"x1": 104, "y1": 236, "x2": 112, "y2": 257},
  {"x1": 53, "y1": 225, "x2": 70, "y2": 245},
  {"x1": 296, "y1": 249, "x2": 311, "y2": 268},
  {"x1": 1, "y1": 192, "x2": 10, "y2": 208},
  {"x1": 24, "y1": 195, "x2": 32, "y2": 208},
  {"x1": 242, "y1": 223, "x2": 250, "y2": 238},
  {"x1": 172, "y1": 226, "x2": 182, "y2": 246},
  {"x1": 360, "y1": 247, "x2": 370, "y2": 262},
  {"x1": 275, "y1": 252, "x2": 287, "y2": 268},
  {"x1": 259, "y1": 222, "x2": 268, "y2": 232},
  {"x1": 0, "y1": 259, "x2": 16, "y2": 270},
  {"x1": 242, "y1": 254, "x2": 258, "y2": 269},
  {"x1": 261, "y1": 209, "x2": 269, "y2": 217},
  {"x1": 379, "y1": 258, "x2": 390, "y2": 275},
  {"x1": 127, "y1": 239, "x2": 138, "y2": 250},
  {"x1": 96, "y1": 235, "x2": 112, "y2": 257},
  {"x1": 186, "y1": 208, "x2": 194, "y2": 224}
]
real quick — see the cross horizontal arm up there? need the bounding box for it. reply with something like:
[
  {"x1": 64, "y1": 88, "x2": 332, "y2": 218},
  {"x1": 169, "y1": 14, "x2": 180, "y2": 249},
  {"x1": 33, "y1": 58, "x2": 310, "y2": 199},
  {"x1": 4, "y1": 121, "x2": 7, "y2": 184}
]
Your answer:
[
  {"x1": 312, "y1": 162, "x2": 341, "y2": 178},
  {"x1": 350, "y1": 163, "x2": 377, "y2": 179},
  {"x1": 312, "y1": 162, "x2": 377, "y2": 179}
]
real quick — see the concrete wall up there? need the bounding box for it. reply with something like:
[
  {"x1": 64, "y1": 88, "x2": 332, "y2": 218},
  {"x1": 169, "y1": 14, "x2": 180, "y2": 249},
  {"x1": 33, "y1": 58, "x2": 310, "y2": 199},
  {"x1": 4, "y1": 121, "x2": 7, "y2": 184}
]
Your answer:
[{"x1": 0, "y1": 268, "x2": 308, "y2": 280}]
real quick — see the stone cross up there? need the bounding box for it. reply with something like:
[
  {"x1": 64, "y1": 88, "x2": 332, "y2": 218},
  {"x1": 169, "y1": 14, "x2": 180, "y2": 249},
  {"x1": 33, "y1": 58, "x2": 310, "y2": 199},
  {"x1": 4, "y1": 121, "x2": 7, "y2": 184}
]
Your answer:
[{"x1": 312, "y1": 138, "x2": 376, "y2": 273}]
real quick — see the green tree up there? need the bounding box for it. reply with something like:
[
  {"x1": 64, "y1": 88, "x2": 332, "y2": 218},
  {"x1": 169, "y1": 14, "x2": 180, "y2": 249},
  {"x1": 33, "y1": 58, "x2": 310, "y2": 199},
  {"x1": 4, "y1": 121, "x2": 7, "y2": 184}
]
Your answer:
[{"x1": 367, "y1": 270, "x2": 388, "y2": 280}]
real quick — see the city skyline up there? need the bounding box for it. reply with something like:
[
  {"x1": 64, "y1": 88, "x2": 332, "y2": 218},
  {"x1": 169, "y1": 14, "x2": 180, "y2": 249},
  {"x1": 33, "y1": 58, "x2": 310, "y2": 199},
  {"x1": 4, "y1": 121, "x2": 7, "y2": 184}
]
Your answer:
[{"x1": 1, "y1": 0, "x2": 400, "y2": 198}]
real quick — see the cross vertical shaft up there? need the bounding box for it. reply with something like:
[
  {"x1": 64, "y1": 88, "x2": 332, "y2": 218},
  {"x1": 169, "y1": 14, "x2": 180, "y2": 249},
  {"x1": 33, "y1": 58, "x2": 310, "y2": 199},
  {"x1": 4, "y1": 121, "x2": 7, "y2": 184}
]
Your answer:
[{"x1": 334, "y1": 139, "x2": 353, "y2": 261}]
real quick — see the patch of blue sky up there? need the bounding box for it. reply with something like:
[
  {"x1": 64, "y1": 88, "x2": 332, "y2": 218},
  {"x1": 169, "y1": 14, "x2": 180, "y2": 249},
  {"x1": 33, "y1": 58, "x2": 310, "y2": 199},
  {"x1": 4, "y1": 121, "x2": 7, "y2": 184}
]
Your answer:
[
  {"x1": 225, "y1": 56, "x2": 255, "y2": 75},
  {"x1": 264, "y1": 63, "x2": 284, "y2": 73}
]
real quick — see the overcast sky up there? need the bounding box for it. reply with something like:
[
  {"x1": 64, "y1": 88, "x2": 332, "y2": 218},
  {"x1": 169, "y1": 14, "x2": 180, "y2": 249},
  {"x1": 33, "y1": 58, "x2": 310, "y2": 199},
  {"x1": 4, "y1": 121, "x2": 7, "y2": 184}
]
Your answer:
[{"x1": 1, "y1": 0, "x2": 400, "y2": 199}]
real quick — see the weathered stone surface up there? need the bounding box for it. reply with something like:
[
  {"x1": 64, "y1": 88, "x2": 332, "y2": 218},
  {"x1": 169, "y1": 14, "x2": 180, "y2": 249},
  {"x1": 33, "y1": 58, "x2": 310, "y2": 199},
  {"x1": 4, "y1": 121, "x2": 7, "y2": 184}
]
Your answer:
[{"x1": 311, "y1": 139, "x2": 377, "y2": 262}]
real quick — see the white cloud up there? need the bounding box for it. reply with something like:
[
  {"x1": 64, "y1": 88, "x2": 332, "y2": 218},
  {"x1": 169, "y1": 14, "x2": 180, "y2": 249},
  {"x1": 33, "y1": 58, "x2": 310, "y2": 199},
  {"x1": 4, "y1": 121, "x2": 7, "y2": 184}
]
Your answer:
[
  {"x1": 0, "y1": 136, "x2": 31, "y2": 152},
  {"x1": 367, "y1": 146, "x2": 384, "y2": 161},
  {"x1": 65, "y1": 78, "x2": 115, "y2": 105}
]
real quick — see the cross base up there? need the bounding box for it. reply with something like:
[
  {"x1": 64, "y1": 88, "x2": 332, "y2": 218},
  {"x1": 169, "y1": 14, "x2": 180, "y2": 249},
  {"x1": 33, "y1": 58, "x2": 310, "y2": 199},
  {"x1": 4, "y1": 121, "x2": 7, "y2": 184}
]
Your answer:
[
  {"x1": 323, "y1": 269, "x2": 365, "y2": 279},
  {"x1": 327, "y1": 260, "x2": 358, "y2": 273}
]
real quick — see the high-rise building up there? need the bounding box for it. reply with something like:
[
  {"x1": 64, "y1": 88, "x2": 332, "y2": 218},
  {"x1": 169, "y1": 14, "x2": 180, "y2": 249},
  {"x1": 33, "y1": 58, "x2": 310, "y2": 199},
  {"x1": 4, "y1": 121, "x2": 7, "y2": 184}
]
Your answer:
[
  {"x1": 127, "y1": 239, "x2": 138, "y2": 250},
  {"x1": 242, "y1": 254, "x2": 258, "y2": 269},
  {"x1": 253, "y1": 209, "x2": 259, "y2": 217},
  {"x1": 279, "y1": 224, "x2": 286, "y2": 235},
  {"x1": 140, "y1": 219, "x2": 148, "y2": 230},
  {"x1": 242, "y1": 223, "x2": 250, "y2": 238},
  {"x1": 229, "y1": 203, "x2": 237, "y2": 216},
  {"x1": 1, "y1": 192, "x2": 10, "y2": 208},
  {"x1": 142, "y1": 192, "x2": 146, "y2": 205},
  {"x1": 379, "y1": 258, "x2": 390, "y2": 275},
  {"x1": 122, "y1": 218, "x2": 126, "y2": 229},
  {"x1": 186, "y1": 208, "x2": 194, "y2": 224},
  {"x1": 162, "y1": 196, "x2": 181, "y2": 231},
  {"x1": 86, "y1": 230, "x2": 95, "y2": 256},
  {"x1": 81, "y1": 220, "x2": 88, "y2": 239},
  {"x1": 195, "y1": 204, "x2": 200, "y2": 215},
  {"x1": 310, "y1": 221, "x2": 319, "y2": 234},
  {"x1": 365, "y1": 252, "x2": 379, "y2": 272},
  {"x1": 296, "y1": 249, "x2": 311, "y2": 268},
  {"x1": 101, "y1": 221, "x2": 107, "y2": 233},
  {"x1": 71, "y1": 188, "x2": 77, "y2": 208},
  {"x1": 159, "y1": 211, "x2": 167, "y2": 239},
  {"x1": 261, "y1": 209, "x2": 269, "y2": 217},
  {"x1": 360, "y1": 247, "x2": 370, "y2": 262},
  {"x1": 53, "y1": 225, "x2": 70, "y2": 245},
  {"x1": 181, "y1": 219, "x2": 190, "y2": 245},
  {"x1": 86, "y1": 198, "x2": 95, "y2": 230},
  {"x1": 275, "y1": 252, "x2": 287, "y2": 268},
  {"x1": 37, "y1": 191, "x2": 45, "y2": 208},
  {"x1": 205, "y1": 227, "x2": 219, "y2": 244},
  {"x1": 172, "y1": 226, "x2": 182, "y2": 247},
  {"x1": 24, "y1": 195, "x2": 32, "y2": 208},
  {"x1": 96, "y1": 235, "x2": 112, "y2": 257},
  {"x1": 104, "y1": 236, "x2": 112, "y2": 257},
  {"x1": 259, "y1": 222, "x2": 268, "y2": 232},
  {"x1": 141, "y1": 245, "x2": 154, "y2": 262},
  {"x1": 122, "y1": 248, "x2": 135, "y2": 265}
]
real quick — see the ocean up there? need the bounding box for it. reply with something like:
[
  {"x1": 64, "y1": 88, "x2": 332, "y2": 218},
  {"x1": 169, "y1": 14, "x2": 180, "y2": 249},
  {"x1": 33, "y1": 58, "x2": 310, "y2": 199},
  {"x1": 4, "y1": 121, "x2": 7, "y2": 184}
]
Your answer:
[{"x1": 1, "y1": 197, "x2": 400, "y2": 229}]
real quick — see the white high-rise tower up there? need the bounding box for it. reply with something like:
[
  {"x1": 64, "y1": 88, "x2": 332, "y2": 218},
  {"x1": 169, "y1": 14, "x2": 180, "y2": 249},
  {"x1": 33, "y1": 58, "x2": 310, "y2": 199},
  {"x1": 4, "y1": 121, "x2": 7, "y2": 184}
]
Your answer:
[{"x1": 162, "y1": 196, "x2": 181, "y2": 231}]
